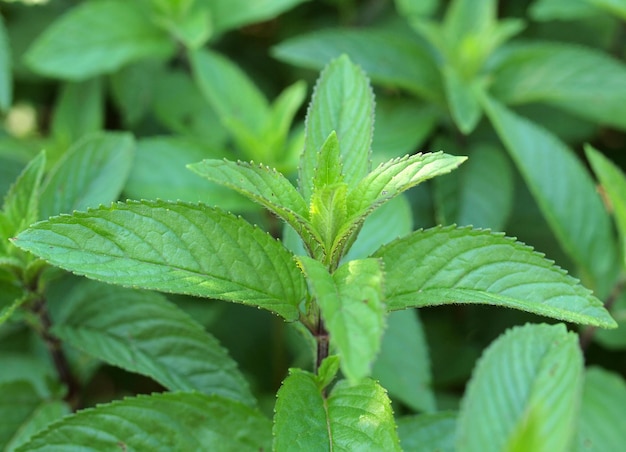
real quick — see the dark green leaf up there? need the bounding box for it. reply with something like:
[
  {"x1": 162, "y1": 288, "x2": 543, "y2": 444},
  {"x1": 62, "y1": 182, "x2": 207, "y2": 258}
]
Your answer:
[
  {"x1": 397, "y1": 412, "x2": 457, "y2": 452},
  {"x1": 0, "y1": 16, "x2": 11, "y2": 111},
  {"x1": 374, "y1": 226, "x2": 616, "y2": 328},
  {"x1": 50, "y1": 79, "x2": 103, "y2": 147},
  {"x1": 13, "y1": 200, "x2": 306, "y2": 321}
]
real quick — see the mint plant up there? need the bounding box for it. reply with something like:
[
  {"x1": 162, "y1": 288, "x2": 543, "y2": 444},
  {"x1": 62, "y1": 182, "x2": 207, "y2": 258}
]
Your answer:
[{"x1": 3, "y1": 55, "x2": 618, "y2": 450}]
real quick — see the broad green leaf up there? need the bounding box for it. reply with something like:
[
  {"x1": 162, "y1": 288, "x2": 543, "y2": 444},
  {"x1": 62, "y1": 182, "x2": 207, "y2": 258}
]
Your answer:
[
  {"x1": 25, "y1": 1, "x2": 174, "y2": 80},
  {"x1": 124, "y1": 137, "x2": 249, "y2": 210},
  {"x1": 206, "y1": 0, "x2": 309, "y2": 35},
  {"x1": 457, "y1": 323, "x2": 583, "y2": 452},
  {"x1": 313, "y1": 132, "x2": 344, "y2": 190},
  {"x1": 442, "y1": 64, "x2": 482, "y2": 134},
  {"x1": 273, "y1": 27, "x2": 443, "y2": 102},
  {"x1": 397, "y1": 412, "x2": 457, "y2": 452},
  {"x1": 151, "y1": 1, "x2": 212, "y2": 48},
  {"x1": 395, "y1": 0, "x2": 439, "y2": 20},
  {"x1": 51, "y1": 279, "x2": 255, "y2": 406},
  {"x1": 300, "y1": 55, "x2": 374, "y2": 201},
  {"x1": 0, "y1": 151, "x2": 45, "y2": 248},
  {"x1": 12, "y1": 200, "x2": 306, "y2": 321},
  {"x1": 50, "y1": 79, "x2": 103, "y2": 148},
  {"x1": 490, "y1": 42, "x2": 626, "y2": 130},
  {"x1": 40, "y1": 133, "x2": 134, "y2": 218},
  {"x1": 297, "y1": 257, "x2": 386, "y2": 382},
  {"x1": 0, "y1": 381, "x2": 69, "y2": 452},
  {"x1": 0, "y1": 16, "x2": 11, "y2": 111},
  {"x1": 585, "y1": 145, "x2": 626, "y2": 265},
  {"x1": 273, "y1": 370, "x2": 400, "y2": 451},
  {"x1": 482, "y1": 95, "x2": 620, "y2": 297},
  {"x1": 0, "y1": 354, "x2": 56, "y2": 398},
  {"x1": 17, "y1": 392, "x2": 272, "y2": 452},
  {"x1": 110, "y1": 60, "x2": 163, "y2": 126},
  {"x1": 374, "y1": 226, "x2": 616, "y2": 328},
  {"x1": 576, "y1": 367, "x2": 626, "y2": 451},
  {"x1": 529, "y1": 0, "x2": 600, "y2": 20},
  {"x1": 373, "y1": 309, "x2": 436, "y2": 413},
  {"x1": 589, "y1": 0, "x2": 626, "y2": 20}
]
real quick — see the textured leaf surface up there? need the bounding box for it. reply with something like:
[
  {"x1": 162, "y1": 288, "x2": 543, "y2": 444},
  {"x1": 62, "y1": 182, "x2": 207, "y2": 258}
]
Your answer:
[
  {"x1": 208, "y1": 0, "x2": 309, "y2": 35},
  {"x1": 273, "y1": 370, "x2": 400, "y2": 451},
  {"x1": 25, "y1": 1, "x2": 174, "y2": 80},
  {"x1": 482, "y1": 95, "x2": 620, "y2": 297},
  {"x1": 18, "y1": 392, "x2": 272, "y2": 452},
  {"x1": 51, "y1": 279, "x2": 254, "y2": 406},
  {"x1": 491, "y1": 42, "x2": 626, "y2": 129},
  {"x1": 457, "y1": 323, "x2": 583, "y2": 452},
  {"x1": 13, "y1": 200, "x2": 305, "y2": 321},
  {"x1": 374, "y1": 226, "x2": 616, "y2": 328},
  {"x1": 397, "y1": 412, "x2": 457, "y2": 452},
  {"x1": 300, "y1": 55, "x2": 374, "y2": 201},
  {"x1": 273, "y1": 28, "x2": 442, "y2": 101},
  {"x1": 576, "y1": 367, "x2": 626, "y2": 451},
  {"x1": 0, "y1": 16, "x2": 11, "y2": 111},
  {"x1": 40, "y1": 133, "x2": 134, "y2": 218},
  {"x1": 373, "y1": 309, "x2": 435, "y2": 413}
]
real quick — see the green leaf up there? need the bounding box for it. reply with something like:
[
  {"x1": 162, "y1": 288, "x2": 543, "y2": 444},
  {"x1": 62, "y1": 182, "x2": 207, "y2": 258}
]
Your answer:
[
  {"x1": 490, "y1": 42, "x2": 626, "y2": 130},
  {"x1": 313, "y1": 131, "x2": 344, "y2": 190},
  {"x1": 589, "y1": 0, "x2": 626, "y2": 20},
  {"x1": 374, "y1": 226, "x2": 616, "y2": 328},
  {"x1": 151, "y1": 1, "x2": 212, "y2": 49},
  {"x1": 206, "y1": 0, "x2": 309, "y2": 35},
  {"x1": 0, "y1": 16, "x2": 11, "y2": 111},
  {"x1": 273, "y1": 371, "x2": 400, "y2": 451},
  {"x1": 482, "y1": 95, "x2": 620, "y2": 297},
  {"x1": 13, "y1": 201, "x2": 305, "y2": 321},
  {"x1": 442, "y1": 64, "x2": 482, "y2": 134},
  {"x1": 40, "y1": 133, "x2": 134, "y2": 218},
  {"x1": 397, "y1": 412, "x2": 457, "y2": 452},
  {"x1": 17, "y1": 392, "x2": 272, "y2": 452},
  {"x1": 456, "y1": 323, "x2": 583, "y2": 452},
  {"x1": 51, "y1": 279, "x2": 255, "y2": 406},
  {"x1": 50, "y1": 79, "x2": 103, "y2": 147},
  {"x1": 25, "y1": 0, "x2": 174, "y2": 80},
  {"x1": 585, "y1": 145, "x2": 626, "y2": 266},
  {"x1": 300, "y1": 55, "x2": 375, "y2": 201},
  {"x1": 0, "y1": 381, "x2": 69, "y2": 451},
  {"x1": 272, "y1": 27, "x2": 443, "y2": 102},
  {"x1": 395, "y1": 0, "x2": 439, "y2": 20},
  {"x1": 109, "y1": 60, "x2": 162, "y2": 126},
  {"x1": 310, "y1": 183, "x2": 349, "y2": 262},
  {"x1": 373, "y1": 309, "x2": 436, "y2": 413},
  {"x1": 298, "y1": 257, "x2": 386, "y2": 382},
  {"x1": 315, "y1": 355, "x2": 340, "y2": 389},
  {"x1": 529, "y1": 0, "x2": 600, "y2": 21},
  {"x1": 0, "y1": 151, "x2": 46, "y2": 246},
  {"x1": 576, "y1": 367, "x2": 626, "y2": 451}
]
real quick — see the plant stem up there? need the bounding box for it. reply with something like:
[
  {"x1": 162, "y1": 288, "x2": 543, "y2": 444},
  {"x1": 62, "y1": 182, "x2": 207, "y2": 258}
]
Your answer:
[
  {"x1": 315, "y1": 318, "x2": 329, "y2": 372},
  {"x1": 31, "y1": 295, "x2": 80, "y2": 410},
  {"x1": 580, "y1": 278, "x2": 626, "y2": 350}
]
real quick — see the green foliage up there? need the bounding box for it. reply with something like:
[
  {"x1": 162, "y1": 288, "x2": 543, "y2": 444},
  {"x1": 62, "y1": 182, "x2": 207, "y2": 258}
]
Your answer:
[{"x1": 2, "y1": 0, "x2": 626, "y2": 449}]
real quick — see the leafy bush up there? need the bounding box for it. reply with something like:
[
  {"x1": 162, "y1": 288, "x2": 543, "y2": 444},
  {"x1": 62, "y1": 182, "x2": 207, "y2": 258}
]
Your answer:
[{"x1": 1, "y1": 0, "x2": 626, "y2": 450}]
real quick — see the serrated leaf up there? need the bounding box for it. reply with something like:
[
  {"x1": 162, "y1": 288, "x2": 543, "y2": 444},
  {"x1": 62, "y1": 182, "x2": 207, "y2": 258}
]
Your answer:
[
  {"x1": 12, "y1": 200, "x2": 305, "y2": 321},
  {"x1": 457, "y1": 323, "x2": 582, "y2": 452},
  {"x1": 272, "y1": 27, "x2": 443, "y2": 101},
  {"x1": 491, "y1": 42, "x2": 626, "y2": 130},
  {"x1": 50, "y1": 279, "x2": 255, "y2": 406},
  {"x1": 313, "y1": 131, "x2": 344, "y2": 189},
  {"x1": 273, "y1": 371, "x2": 400, "y2": 451},
  {"x1": 206, "y1": 0, "x2": 309, "y2": 35},
  {"x1": 300, "y1": 55, "x2": 374, "y2": 201},
  {"x1": 374, "y1": 226, "x2": 616, "y2": 328},
  {"x1": 310, "y1": 183, "x2": 348, "y2": 262},
  {"x1": 40, "y1": 133, "x2": 134, "y2": 218},
  {"x1": 482, "y1": 95, "x2": 620, "y2": 297},
  {"x1": 576, "y1": 367, "x2": 626, "y2": 451},
  {"x1": 0, "y1": 16, "x2": 11, "y2": 111},
  {"x1": 373, "y1": 309, "x2": 436, "y2": 413},
  {"x1": 585, "y1": 145, "x2": 626, "y2": 266},
  {"x1": 17, "y1": 392, "x2": 271, "y2": 452},
  {"x1": 397, "y1": 412, "x2": 457, "y2": 452},
  {"x1": 0, "y1": 380, "x2": 69, "y2": 451},
  {"x1": 297, "y1": 257, "x2": 386, "y2": 382},
  {"x1": 25, "y1": 0, "x2": 174, "y2": 80}
]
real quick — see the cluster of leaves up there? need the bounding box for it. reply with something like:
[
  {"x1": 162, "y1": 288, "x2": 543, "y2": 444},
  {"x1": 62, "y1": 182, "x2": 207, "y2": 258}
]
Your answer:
[{"x1": 1, "y1": 0, "x2": 626, "y2": 450}]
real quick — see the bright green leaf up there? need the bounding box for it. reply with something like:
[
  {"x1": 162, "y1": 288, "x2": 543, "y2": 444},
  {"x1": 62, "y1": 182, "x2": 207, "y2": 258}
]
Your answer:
[
  {"x1": 297, "y1": 257, "x2": 386, "y2": 382},
  {"x1": 17, "y1": 392, "x2": 272, "y2": 452},
  {"x1": 0, "y1": 16, "x2": 11, "y2": 111},
  {"x1": 300, "y1": 55, "x2": 374, "y2": 201},
  {"x1": 12, "y1": 200, "x2": 306, "y2": 321},
  {"x1": 273, "y1": 370, "x2": 400, "y2": 451},
  {"x1": 395, "y1": 0, "x2": 439, "y2": 20},
  {"x1": 397, "y1": 412, "x2": 457, "y2": 452},
  {"x1": 40, "y1": 133, "x2": 134, "y2": 218},
  {"x1": 457, "y1": 323, "x2": 583, "y2": 452},
  {"x1": 206, "y1": 0, "x2": 309, "y2": 35},
  {"x1": 442, "y1": 64, "x2": 482, "y2": 134},
  {"x1": 373, "y1": 309, "x2": 436, "y2": 413},
  {"x1": 313, "y1": 132, "x2": 344, "y2": 190},
  {"x1": 51, "y1": 279, "x2": 255, "y2": 406},
  {"x1": 589, "y1": 0, "x2": 626, "y2": 20},
  {"x1": 529, "y1": 0, "x2": 600, "y2": 20},
  {"x1": 310, "y1": 183, "x2": 348, "y2": 262},
  {"x1": 374, "y1": 226, "x2": 616, "y2": 328},
  {"x1": 25, "y1": 0, "x2": 174, "y2": 80},
  {"x1": 482, "y1": 95, "x2": 620, "y2": 297},
  {"x1": 315, "y1": 355, "x2": 340, "y2": 389}
]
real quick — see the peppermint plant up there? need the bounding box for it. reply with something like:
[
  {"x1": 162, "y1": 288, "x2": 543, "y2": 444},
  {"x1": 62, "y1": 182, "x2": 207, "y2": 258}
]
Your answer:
[{"x1": 5, "y1": 56, "x2": 617, "y2": 450}]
